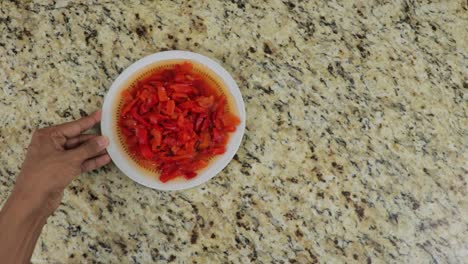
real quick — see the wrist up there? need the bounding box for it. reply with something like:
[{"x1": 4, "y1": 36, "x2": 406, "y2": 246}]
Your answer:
[{"x1": 6, "y1": 187, "x2": 52, "y2": 220}]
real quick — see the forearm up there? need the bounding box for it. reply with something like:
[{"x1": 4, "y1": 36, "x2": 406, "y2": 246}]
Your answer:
[
  {"x1": 0, "y1": 111, "x2": 109, "y2": 263},
  {"x1": 0, "y1": 190, "x2": 49, "y2": 264}
]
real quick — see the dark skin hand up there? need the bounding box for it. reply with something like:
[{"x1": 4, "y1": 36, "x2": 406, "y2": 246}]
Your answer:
[{"x1": 0, "y1": 110, "x2": 110, "y2": 263}]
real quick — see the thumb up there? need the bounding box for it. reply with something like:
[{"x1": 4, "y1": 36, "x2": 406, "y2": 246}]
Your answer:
[{"x1": 70, "y1": 136, "x2": 109, "y2": 161}]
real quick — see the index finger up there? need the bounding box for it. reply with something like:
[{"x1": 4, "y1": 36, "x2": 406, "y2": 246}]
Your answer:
[{"x1": 52, "y1": 110, "x2": 101, "y2": 138}]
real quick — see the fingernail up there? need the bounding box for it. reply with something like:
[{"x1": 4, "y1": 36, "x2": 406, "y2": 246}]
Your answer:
[{"x1": 97, "y1": 136, "x2": 109, "y2": 147}]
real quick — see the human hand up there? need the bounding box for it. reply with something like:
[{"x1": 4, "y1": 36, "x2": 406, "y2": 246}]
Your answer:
[{"x1": 12, "y1": 110, "x2": 111, "y2": 217}]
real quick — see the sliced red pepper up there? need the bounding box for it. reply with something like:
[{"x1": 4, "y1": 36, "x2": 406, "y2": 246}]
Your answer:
[
  {"x1": 159, "y1": 168, "x2": 179, "y2": 183},
  {"x1": 172, "y1": 92, "x2": 189, "y2": 100},
  {"x1": 191, "y1": 106, "x2": 207, "y2": 114},
  {"x1": 175, "y1": 61, "x2": 193, "y2": 73},
  {"x1": 122, "y1": 119, "x2": 137, "y2": 128},
  {"x1": 214, "y1": 96, "x2": 226, "y2": 112},
  {"x1": 183, "y1": 171, "x2": 197, "y2": 179},
  {"x1": 201, "y1": 118, "x2": 210, "y2": 132},
  {"x1": 171, "y1": 84, "x2": 193, "y2": 93},
  {"x1": 174, "y1": 72, "x2": 188, "y2": 82},
  {"x1": 177, "y1": 114, "x2": 185, "y2": 127},
  {"x1": 138, "y1": 89, "x2": 151, "y2": 101},
  {"x1": 121, "y1": 127, "x2": 133, "y2": 136},
  {"x1": 157, "y1": 86, "x2": 169, "y2": 102},
  {"x1": 139, "y1": 102, "x2": 151, "y2": 114},
  {"x1": 130, "y1": 107, "x2": 150, "y2": 127},
  {"x1": 135, "y1": 126, "x2": 148, "y2": 144},
  {"x1": 147, "y1": 93, "x2": 158, "y2": 106},
  {"x1": 199, "y1": 131, "x2": 211, "y2": 149},
  {"x1": 166, "y1": 100, "x2": 175, "y2": 115},
  {"x1": 126, "y1": 136, "x2": 138, "y2": 147},
  {"x1": 224, "y1": 126, "x2": 236, "y2": 132},
  {"x1": 122, "y1": 90, "x2": 133, "y2": 101},
  {"x1": 222, "y1": 112, "x2": 241, "y2": 127},
  {"x1": 195, "y1": 116, "x2": 205, "y2": 132},
  {"x1": 121, "y1": 99, "x2": 138, "y2": 116},
  {"x1": 196, "y1": 96, "x2": 214, "y2": 108},
  {"x1": 151, "y1": 129, "x2": 162, "y2": 151},
  {"x1": 210, "y1": 146, "x2": 226, "y2": 155},
  {"x1": 149, "y1": 113, "x2": 159, "y2": 124},
  {"x1": 189, "y1": 160, "x2": 208, "y2": 170},
  {"x1": 185, "y1": 140, "x2": 196, "y2": 153},
  {"x1": 140, "y1": 143, "x2": 154, "y2": 159},
  {"x1": 179, "y1": 100, "x2": 196, "y2": 110},
  {"x1": 212, "y1": 128, "x2": 224, "y2": 144}
]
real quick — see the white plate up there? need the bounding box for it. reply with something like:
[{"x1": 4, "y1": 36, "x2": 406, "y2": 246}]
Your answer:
[{"x1": 101, "y1": 51, "x2": 246, "y2": 191}]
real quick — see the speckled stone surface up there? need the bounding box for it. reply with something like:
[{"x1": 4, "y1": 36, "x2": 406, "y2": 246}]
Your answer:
[{"x1": 0, "y1": 0, "x2": 467, "y2": 263}]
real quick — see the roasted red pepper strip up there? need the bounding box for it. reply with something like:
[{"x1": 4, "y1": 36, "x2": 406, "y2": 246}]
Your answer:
[
  {"x1": 122, "y1": 99, "x2": 137, "y2": 116},
  {"x1": 158, "y1": 86, "x2": 169, "y2": 102},
  {"x1": 166, "y1": 100, "x2": 175, "y2": 115},
  {"x1": 130, "y1": 108, "x2": 150, "y2": 127}
]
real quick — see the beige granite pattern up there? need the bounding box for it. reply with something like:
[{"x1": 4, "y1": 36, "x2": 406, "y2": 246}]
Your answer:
[{"x1": 1, "y1": 0, "x2": 467, "y2": 263}]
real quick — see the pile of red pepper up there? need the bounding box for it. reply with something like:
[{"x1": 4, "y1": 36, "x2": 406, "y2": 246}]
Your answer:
[{"x1": 119, "y1": 62, "x2": 240, "y2": 182}]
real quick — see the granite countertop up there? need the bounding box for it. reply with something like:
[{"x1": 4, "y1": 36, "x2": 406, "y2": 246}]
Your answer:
[{"x1": 1, "y1": 1, "x2": 467, "y2": 263}]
